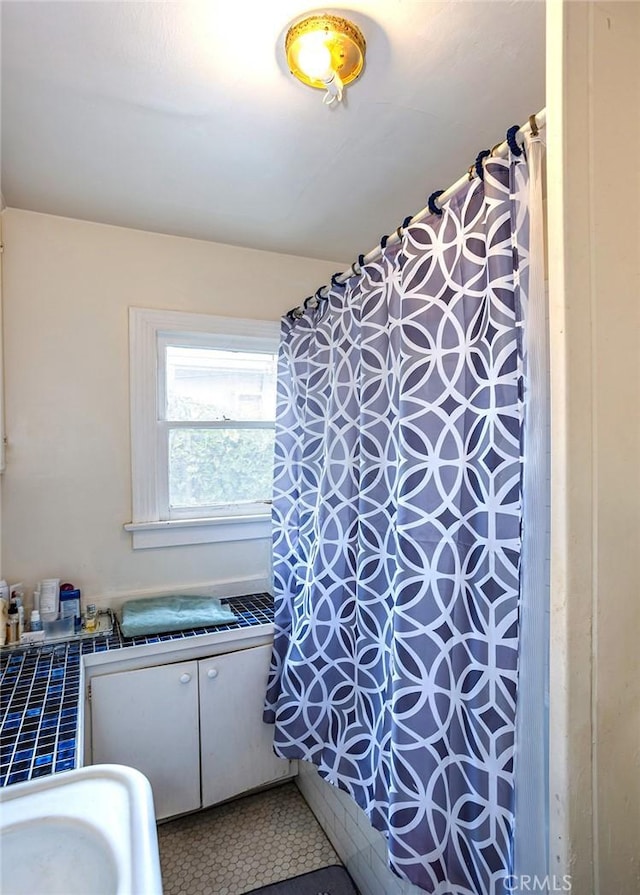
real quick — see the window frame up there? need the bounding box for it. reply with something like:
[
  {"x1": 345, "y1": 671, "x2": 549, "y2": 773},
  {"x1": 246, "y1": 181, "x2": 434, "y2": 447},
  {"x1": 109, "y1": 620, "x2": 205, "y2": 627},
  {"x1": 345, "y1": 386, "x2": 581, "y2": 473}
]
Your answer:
[{"x1": 126, "y1": 308, "x2": 280, "y2": 549}]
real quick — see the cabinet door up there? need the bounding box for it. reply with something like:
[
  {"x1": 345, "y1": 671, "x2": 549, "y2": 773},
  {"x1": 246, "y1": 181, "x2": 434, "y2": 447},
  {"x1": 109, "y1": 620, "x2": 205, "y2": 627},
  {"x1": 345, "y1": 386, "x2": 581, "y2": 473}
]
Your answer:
[
  {"x1": 91, "y1": 661, "x2": 200, "y2": 820},
  {"x1": 199, "y1": 644, "x2": 291, "y2": 807}
]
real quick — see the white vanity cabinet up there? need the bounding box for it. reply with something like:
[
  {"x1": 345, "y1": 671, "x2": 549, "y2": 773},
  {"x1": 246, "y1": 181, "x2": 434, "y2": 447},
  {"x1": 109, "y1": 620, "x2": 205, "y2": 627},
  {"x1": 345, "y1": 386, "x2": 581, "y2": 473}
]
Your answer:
[
  {"x1": 90, "y1": 642, "x2": 291, "y2": 820},
  {"x1": 199, "y1": 647, "x2": 291, "y2": 807},
  {"x1": 91, "y1": 659, "x2": 201, "y2": 819}
]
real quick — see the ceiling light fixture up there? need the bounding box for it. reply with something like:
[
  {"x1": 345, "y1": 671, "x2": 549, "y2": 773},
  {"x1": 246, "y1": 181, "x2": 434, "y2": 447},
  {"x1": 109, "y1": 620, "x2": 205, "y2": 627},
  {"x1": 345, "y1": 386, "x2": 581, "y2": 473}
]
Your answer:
[{"x1": 285, "y1": 14, "x2": 366, "y2": 106}]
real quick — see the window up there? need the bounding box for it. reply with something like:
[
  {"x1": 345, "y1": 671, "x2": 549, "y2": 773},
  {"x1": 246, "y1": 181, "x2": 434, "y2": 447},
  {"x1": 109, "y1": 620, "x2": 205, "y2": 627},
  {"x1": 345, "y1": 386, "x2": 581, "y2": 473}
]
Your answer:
[
  {"x1": 126, "y1": 309, "x2": 279, "y2": 549},
  {"x1": 160, "y1": 341, "x2": 277, "y2": 514}
]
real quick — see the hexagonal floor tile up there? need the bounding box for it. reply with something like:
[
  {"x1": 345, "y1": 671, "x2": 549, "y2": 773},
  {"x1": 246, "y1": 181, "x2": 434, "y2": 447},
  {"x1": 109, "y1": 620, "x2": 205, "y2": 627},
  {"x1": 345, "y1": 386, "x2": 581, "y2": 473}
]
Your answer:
[{"x1": 157, "y1": 782, "x2": 340, "y2": 895}]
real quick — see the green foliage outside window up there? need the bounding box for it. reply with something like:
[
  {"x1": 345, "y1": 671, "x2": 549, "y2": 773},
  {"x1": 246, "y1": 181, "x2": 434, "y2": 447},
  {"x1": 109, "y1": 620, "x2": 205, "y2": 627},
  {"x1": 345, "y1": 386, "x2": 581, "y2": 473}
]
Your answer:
[{"x1": 167, "y1": 396, "x2": 274, "y2": 508}]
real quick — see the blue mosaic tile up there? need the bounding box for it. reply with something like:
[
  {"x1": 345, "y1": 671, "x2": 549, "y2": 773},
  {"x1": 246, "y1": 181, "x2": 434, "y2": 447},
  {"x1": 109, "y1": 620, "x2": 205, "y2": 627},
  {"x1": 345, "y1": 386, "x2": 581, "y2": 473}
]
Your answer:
[
  {"x1": 13, "y1": 749, "x2": 32, "y2": 762},
  {"x1": 8, "y1": 770, "x2": 29, "y2": 784},
  {"x1": 0, "y1": 592, "x2": 274, "y2": 788},
  {"x1": 35, "y1": 754, "x2": 53, "y2": 766}
]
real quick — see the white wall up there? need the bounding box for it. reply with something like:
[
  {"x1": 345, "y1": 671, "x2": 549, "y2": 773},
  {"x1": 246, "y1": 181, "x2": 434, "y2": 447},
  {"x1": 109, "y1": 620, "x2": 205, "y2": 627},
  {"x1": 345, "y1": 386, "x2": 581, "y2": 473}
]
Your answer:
[
  {"x1": 0, "y1": 208, "x2": 341, "y2": 603},
  {"x1": 547, "y1": 2, "x2": 640, "y2": 892}
]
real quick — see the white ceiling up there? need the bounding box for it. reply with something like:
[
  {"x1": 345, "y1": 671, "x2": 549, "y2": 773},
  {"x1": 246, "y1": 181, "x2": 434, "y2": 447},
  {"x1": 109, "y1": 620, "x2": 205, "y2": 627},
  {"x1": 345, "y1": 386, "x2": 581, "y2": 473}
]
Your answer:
[{"x1": 1, "y1": 1, "x2": 545, "y2": 263}]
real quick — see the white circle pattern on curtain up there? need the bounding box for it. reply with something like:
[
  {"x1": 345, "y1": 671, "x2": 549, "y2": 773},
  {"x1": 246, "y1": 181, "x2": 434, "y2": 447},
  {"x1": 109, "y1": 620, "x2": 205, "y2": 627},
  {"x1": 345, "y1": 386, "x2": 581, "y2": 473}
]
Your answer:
[{"x1": 265, "y1": 156, "x2": 530, "y2": 895}]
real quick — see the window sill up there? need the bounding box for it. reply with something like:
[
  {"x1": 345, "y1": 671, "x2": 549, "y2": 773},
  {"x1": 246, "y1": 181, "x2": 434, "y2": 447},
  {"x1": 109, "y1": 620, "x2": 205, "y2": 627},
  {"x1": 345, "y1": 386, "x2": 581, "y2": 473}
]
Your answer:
[{"x1": 124, "y1": 515, "x2": 272, "y2": 549}]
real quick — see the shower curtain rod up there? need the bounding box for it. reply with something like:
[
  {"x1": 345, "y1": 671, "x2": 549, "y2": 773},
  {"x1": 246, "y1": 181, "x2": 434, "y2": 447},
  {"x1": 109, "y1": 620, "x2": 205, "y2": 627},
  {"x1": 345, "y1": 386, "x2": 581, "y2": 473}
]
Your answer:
[{"x1": 289, "y1": 106, "x2": 546, "y2": 317}]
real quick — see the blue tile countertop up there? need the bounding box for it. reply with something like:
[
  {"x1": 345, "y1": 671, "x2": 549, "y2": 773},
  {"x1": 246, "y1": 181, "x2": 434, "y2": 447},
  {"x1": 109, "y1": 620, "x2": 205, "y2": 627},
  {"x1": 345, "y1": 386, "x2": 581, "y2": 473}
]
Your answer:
[{"x1": 0, "y1": 592, "x2": 274, "y2": 788}]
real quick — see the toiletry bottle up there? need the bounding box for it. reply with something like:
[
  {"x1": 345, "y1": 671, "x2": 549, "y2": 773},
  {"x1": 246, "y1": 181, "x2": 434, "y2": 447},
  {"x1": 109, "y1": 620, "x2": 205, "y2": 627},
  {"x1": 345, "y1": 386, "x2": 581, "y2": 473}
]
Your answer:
[
  {"x1": 83, "y1": 603, "x2": 98, "y2": 633},
  {"x1": 7, "y1": 600, "x2": 19, "y2": 644},
  {"x1": 0, "y1": 582, "x2": 9, "y2": 646},
  {"x1": 39, "y1": 579, "x2": 60, "y2": 619},
  {"x1": 0, "y1": 597, "x2": 8, "y2": 647},
  {"x1": 30, "y1": 609, "x2": 43, "y2": 632},
  {"x1": 60, "y1": 584, "x2": 82, "y2": 633},
  {"x1": 11, "y1": 586, "x2": 25, "y2": 639}
]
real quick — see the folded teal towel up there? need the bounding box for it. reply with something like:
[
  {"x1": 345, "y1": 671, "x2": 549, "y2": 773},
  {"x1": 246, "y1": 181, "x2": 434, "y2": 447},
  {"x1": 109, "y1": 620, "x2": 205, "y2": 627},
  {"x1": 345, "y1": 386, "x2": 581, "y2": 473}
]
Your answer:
[{"x1": 119, "y1": 595, "x2": 237, "y2": 638}]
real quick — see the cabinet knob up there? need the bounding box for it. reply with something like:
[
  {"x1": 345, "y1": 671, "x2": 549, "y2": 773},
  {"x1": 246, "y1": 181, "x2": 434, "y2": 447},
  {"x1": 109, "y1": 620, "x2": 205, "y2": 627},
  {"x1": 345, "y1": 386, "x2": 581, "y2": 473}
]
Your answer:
[
  {"x1": 179, "y1": 673, "x2": 192, "y2": 684},
  {"x1": 207, "y1": 668, "x2": 218, "y2": 679}
]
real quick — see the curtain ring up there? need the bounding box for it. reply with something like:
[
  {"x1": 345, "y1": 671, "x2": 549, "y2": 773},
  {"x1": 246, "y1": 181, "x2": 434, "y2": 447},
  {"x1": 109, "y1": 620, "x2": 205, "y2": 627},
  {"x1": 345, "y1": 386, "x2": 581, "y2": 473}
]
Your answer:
[
  {"x1": 397, "y1": 215, "x2": 414, "y2": 238},
  {"x1": 303, "y1": 295, "x2": 316, "y2": 310},
  {"x1": 330, "y1": 272, "x2": 344, "y2": 288},
  {"x1": 380, "y1": 234, "x2": 389, "y2": 250},
  {"x1": 474, "y1": 150, "x2": 491, "y2": 181},
  {"x1": 529, "y1": 114, "x2": 539, "y2": 137},
  {"x1": 428, "y1": 190, "x2": 444, "y2": 216},
  {"x1": 352, "y1": 254, "x2": 365, "y2": 275},
  {"x1": 506, "y1": 125, "x2": 523, "y2": 157}
]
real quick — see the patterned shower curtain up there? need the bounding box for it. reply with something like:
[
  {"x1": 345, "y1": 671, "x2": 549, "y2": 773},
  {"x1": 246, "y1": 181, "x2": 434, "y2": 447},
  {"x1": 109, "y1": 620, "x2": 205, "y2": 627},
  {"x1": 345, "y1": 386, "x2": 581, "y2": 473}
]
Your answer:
[{"x1": 265, "y1": 153, "x2": 530, "y2": 895}]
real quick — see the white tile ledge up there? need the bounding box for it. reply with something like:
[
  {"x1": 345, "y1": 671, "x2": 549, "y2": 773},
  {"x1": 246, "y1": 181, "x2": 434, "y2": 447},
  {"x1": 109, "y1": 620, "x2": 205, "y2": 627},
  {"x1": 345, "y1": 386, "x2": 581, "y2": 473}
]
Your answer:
[{"x1": 124, "y1": 514, "x2": 271, "y2": 548}]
